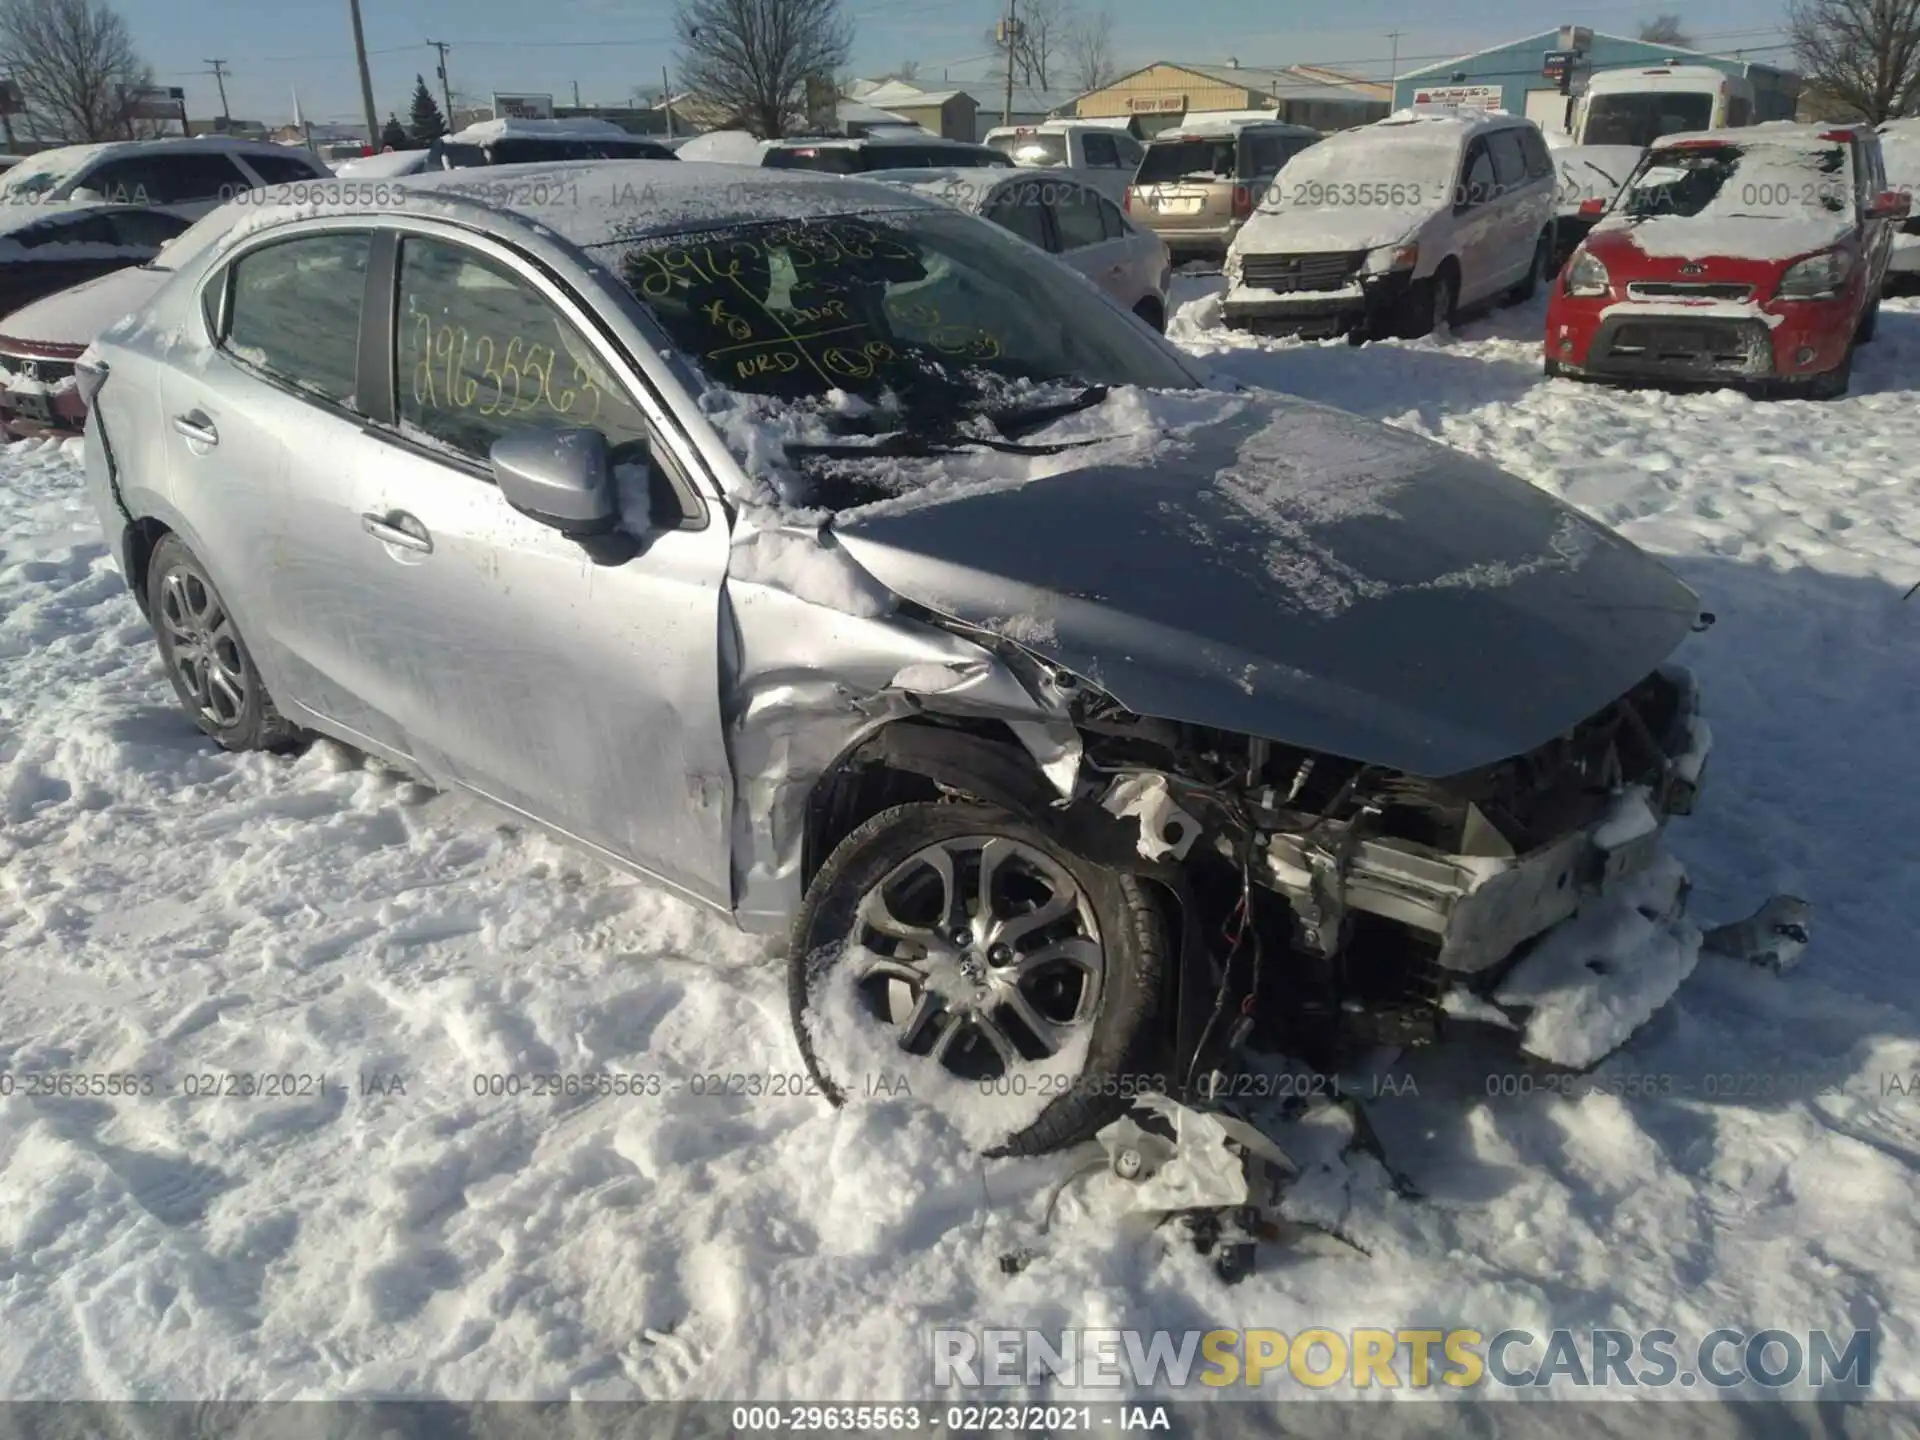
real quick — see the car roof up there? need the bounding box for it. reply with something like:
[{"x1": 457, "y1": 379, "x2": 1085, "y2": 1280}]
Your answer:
[
  {"x1": 1369, "y1": 105, "x2": 1535, "y2": 140},
  {"x1": 1654, "y1": 121, "x2": 1869, "y2": 149},
  {"x1": 864, "y1": 166, "x2": 1080, "y2": 209},
  {"x1": 23, "y1": 136, "x2": 313, "y2": 169},
  {"x1": 765, "y1": 133, "x2": 991, "y2": 151},
  {"x1": 445, "y1": 116, "x2": 654, "y2": 145},
  {"x1": 229, "y1": 160, "x2": 946, "y2": 250},
  {"x1": 1152, "y1": 116, "x2": 1319, "y2": 140}
]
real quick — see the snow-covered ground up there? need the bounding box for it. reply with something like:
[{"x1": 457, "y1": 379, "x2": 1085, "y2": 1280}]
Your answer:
[{"x1": 4, "y1": 281, "x2": 1920, "y2": 1408}]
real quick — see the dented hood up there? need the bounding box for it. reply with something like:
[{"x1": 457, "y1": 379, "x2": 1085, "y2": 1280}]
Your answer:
[{"x1": 830, "y1": 397, "x2": 1703, "y2": 777}]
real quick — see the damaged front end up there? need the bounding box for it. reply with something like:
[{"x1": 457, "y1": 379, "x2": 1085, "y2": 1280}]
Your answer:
[{"x1": 838, "y1": 614, "x2": 1726, "y2": 1091}]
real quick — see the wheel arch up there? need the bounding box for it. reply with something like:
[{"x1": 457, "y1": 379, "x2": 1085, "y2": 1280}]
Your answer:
[{"x1": 121, "y1": 515, "x2": 175, "y2": 618}]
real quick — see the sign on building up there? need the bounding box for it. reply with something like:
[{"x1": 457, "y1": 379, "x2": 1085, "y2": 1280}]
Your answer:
[
  {"x1": 1125, "y1": 94, "x2": 1186, "y2": 113},
  {"x1": 1411, "y1": 84, "x2": 1503, "y2": 109},
  {"x1": 124, "y1": 85, "x2": 187, "y2": 120},
  {"x1": 491, "y1": 92, "x2": 554, "y2": 119}
]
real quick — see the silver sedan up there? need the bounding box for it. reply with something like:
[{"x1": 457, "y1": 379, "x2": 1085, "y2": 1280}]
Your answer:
[
  {"x1": 81, "y1": 162, "x2": 1714, "y2": 1156},
  {"x1": 864, "y1": 167, "x2": 1174, "y2": 331}
]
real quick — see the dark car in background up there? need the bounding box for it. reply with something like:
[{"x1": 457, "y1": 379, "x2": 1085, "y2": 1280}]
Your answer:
[{"x1": 0, "y1": 201, "x2": 193, "y2": 315}]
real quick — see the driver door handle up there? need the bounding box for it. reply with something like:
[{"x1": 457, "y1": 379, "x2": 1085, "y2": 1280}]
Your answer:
[
  {"x1": 171, "y1": 411, "x2": 217, "y2": 446},
  {"x1": 361, "y1": 510, "x2": 433, "y2": 553}
]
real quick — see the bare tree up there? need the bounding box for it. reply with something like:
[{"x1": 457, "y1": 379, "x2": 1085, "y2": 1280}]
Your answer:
[
  {"x1": 674, "y1": 0, "x2": 851, "y2": 137},
  {"x1": 0, "y1": 0, "x2": 152, "y2": 142},
  {"x1": 986, "y1": 0, "x2": 1071, "y2": 90},
  {"x1": 1637, "y1": 14, "x2": 1693, "y2": 47},
  {"x1": 1788, "y1": 0, "x2": 1920, "y2": 122},
  {"x1": 1063, "y1": 5, "x2": 1117, "y2": 92},
  {"x1": 884, "y1": 59, "x2": 920, "y2": 83}
]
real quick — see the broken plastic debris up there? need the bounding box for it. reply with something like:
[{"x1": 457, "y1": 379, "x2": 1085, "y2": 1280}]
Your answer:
[
  {"x1": 1702, "y1": 895, "x2": 1813, "y2": 975},
  {"x1": 1100, "y1": 773, "x2": 1201, "y2": 862},
  {"x1": 1094, "y1": 1095, "x2": 1295, "y2": 1215}
]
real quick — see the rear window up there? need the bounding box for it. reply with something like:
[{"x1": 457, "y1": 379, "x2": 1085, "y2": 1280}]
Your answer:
[
  {"x1": 1585, "y1": 92, "x2": 1715, "y2": 148},
  {"x1": 1242, "y1": 132, "x2": 1316, "y2": 178},
  {"x1": 244, "y1": 151, "x2": 328, "y2": 183},
  {"x1": 486, "y1": 137, "x2": 676, "y2": 163},
  {"x1": 858, "y1": 146, "x2": 1009, "y2": 171},
  {"x1": 764, "y1": 146, "x2": 863, "y2": 173},
  {"x1": 989, "y1": 133, "x2": 1069, "y2": 167},
  {"x1": 1135, "y1": 138, "x2": 1237, "y2": 184}
]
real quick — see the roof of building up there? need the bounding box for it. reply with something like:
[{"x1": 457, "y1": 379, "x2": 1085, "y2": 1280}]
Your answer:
[
  {"x1": 1398, "y1": 30, "x2": 1795, "y2": 81},
  {"x1": 1071, "y1": 62, "x2": 1390, "y2": 109}
]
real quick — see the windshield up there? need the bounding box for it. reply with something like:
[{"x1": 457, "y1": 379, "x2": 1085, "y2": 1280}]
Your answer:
[
  {"x1": 1136, "y1": 138, "x2": 1238, "y2": 184},
  {"x1": 0, "y1": 151, "x2": 84, "y2": 199},
  {"x1": 1261, "y1": 137, "x2": 1460, "y2": 209},
  {"x1": 988, "y1": 133, "x2": 1069, "y2": 167},
  {"x1": 1585, "y1": 92, "x2": 1715, "y2": 148},
  {"x1": 596, "y1": 208, "x2": 1192, "y2": 418},
  {"x1": 1619, "y1": 141, "x2": 1853, "y2": 222}
]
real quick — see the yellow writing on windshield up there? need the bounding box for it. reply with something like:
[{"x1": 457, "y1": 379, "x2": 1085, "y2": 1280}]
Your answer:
[{"x1": 407, "y1": 314, "x2": 605, "y2": 425}]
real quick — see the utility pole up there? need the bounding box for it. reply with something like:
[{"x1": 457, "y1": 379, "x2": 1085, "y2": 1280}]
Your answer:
[
  {"x1": 662, "y1": 65, "x2": 674, "y2": 137},
  {"x1": 348, "y1": 0, "x2": 379, "y2": 151},
  {"x1": 205, "y1": 58, "x2": 230, "y2": 123},
  {"x1": 998, "y1": 0, "x2": 1019, "y2": 126},
  {"x1": 427, "y1": 39, "x2": 454, "y2": 126},
  {"x1": 1385, "y1": 31, "x2": 1402, "y2": 90},
  {"x1": 571, "y1": 80, "x2": 581, "y2": 108}
]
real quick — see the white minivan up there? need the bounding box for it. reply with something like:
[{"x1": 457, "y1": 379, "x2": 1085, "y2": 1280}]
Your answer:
[{"x1": 1222, "y1": 106, "x2": 1559, "y2": 339}]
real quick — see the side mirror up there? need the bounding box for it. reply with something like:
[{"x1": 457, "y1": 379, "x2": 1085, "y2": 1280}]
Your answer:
[
  {"x1": 1578, "y1": 196, "x2": 1609, "y2": 218},
  {"x1": 68, "y1": 185, "x2": 104, "y2": 203},
  {"x1": 489, "y1": 427, "x2": 619, "y2": 537},
  {"x1": 1870, "y1": 189, "x2": 1912, "y2": 220}
]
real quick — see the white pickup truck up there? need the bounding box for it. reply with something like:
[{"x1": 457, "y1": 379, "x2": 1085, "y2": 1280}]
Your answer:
[{"x1": 981, "y1": 120, "x2": 1145, "y2": 204}]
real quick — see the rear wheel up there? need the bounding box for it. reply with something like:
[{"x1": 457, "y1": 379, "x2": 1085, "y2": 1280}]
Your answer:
[
  {"x1": 146, "y1": 534, "x2": 299, "y2": 752},
  {"x1": 789, "y1": 801, "x2": 1170, "y2": 1157},
  {"x1": 1509, "y1": 229, "x2": 1554, "y2": 303}
]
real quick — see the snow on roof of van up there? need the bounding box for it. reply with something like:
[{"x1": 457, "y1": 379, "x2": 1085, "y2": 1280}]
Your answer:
[
  {"x1": 1372, "y1": 105, "x2": 1528, "y2": 138},
  {"x1": 1157, "y1": 113, "x2": 1316, "y2": 139},
  {"x1": 447, "y1": 116, "x2": 637, "y2": 144},
  {"x1": 1652, "y1": 122, "x2": 1862, "y2": 149}
]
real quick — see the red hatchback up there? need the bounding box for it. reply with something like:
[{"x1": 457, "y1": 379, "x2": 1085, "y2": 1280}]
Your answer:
[{"x1": 1545, "y1": 123, "x2": 1909, "y2": 398}]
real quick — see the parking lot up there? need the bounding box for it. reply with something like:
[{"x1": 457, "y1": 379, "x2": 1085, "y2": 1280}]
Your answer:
[{"x1": 2, "y1": 276, "x2": 1916, "y2": 1401}]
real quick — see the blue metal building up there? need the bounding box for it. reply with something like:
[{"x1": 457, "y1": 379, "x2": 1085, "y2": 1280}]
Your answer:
[{"x1": 1394, "y1": 29, "x2": 1800, "y2": 132}]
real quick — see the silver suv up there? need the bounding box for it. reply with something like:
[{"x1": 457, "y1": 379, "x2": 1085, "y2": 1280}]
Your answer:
[{"x1": 81, "y1": 163, "x2": 1713, "y2": 1155}]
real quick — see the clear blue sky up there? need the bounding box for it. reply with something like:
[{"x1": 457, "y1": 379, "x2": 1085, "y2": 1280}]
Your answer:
[{"x1": 121, "y1": 0, "x2": 1792, "y2": 129}]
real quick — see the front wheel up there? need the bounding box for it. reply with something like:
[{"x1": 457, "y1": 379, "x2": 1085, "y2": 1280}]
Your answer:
[
  {"x1": 788, "y1": 801, "x2": 1169, "y2": 1157},
  {"x1": 1399, "y1": 266, "x2": 1456, "y2": 339}
]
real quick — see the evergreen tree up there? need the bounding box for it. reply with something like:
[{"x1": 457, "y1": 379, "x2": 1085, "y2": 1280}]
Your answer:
[
  {"x1": 380, "y1": 113, "x2": 410, "y2": 150},
  {"x1": 408, "y1": 76, "x2": 447, "y2": 143}
]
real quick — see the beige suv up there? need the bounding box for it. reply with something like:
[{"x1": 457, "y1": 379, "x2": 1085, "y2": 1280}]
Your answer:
[{"x1": 1123, "y1": 117, "x2": 1321, "y2": 262}]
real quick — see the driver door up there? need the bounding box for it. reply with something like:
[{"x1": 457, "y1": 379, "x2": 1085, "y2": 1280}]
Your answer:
[
  {"x1": 241, "y1": 225, "x2": 734, "y2": 907},
  {"x1": 1451, "y1": 138, "x2": 1503, "y2": 304}
]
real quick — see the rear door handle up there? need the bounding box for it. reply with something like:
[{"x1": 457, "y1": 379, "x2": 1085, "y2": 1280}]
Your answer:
[
  {"x1": 360, "y1": 510, "x2": 433, "y2": 553},
  {"x1": 171, "y1": 411, "x2": 217, "y2": 446}
]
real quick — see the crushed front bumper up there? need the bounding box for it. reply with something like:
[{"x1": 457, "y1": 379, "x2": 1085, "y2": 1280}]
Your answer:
[{"x1": 1255, "y1": 665, "x2": 1711, "y2": 976}]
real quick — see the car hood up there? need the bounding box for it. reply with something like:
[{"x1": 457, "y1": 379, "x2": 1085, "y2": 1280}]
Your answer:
[
  {"x1": 830, "y1": 394, "x2": 1703, "y2": 778},
  {"x1": 1590, "y1": 212, "x2": 1853, "y2": 265},
  {"x1": 0, "y1": 262, "x2": 169, "y2": 346},
  {"x1": 1232, "y1": 204, "x2": 1425, "y2": 257}
]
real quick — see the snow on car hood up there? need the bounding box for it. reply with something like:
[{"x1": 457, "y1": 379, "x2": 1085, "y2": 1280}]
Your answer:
[
  {"x1": 1231, "y1": 203, "x2": 1424, "y2": 258},
  {"x1": 0, "y1": 262, "x2": 168, "y2": 346},
  {"x1": 1593, "y1": 213, "x2": 1851, "y2": 262},
  {"x1": 828, "y1": 389, "x2": 1703, "y2": 777}
]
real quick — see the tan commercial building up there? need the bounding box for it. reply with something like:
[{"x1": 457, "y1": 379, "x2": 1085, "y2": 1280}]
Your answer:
[{"x1": 1069, "y1": 61, "x2": 1391, "y2": 135}]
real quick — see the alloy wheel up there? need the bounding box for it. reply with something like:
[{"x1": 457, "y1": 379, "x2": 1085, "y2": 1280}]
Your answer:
[
  {"x1": 157, "y1": 565, "x2": 250, "y2": 729},
  {"x1": 848, "y1": 835, "x2": 1105, "y2": 1080}
]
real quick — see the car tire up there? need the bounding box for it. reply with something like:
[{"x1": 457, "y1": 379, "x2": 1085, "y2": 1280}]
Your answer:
[
  {"x1": 1807, "y1": 349, "x2": 1853, "y2": 399},
  {"x1": 1132, "y1": 296, "x2": 1167, "y2": 333},
  {"x1": 145, "y1": 534, "x2": 300, "y2": 752},
  {"x1": 1543, "y1": 356, "x2": 1566, "y2": 379},
  {"x1": 788, "y1": 800, "x2": 1170, "y2": 1158},
  {"x1": 1399, "y1": 265, "x2": 1456, "y2": 339},
  {"x1": 1509, "y1": 229, "x2": 1554, "y2": 304},
  {"x1": 1856, "y1": 293, "x2": 1880, "y2": 343}
]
